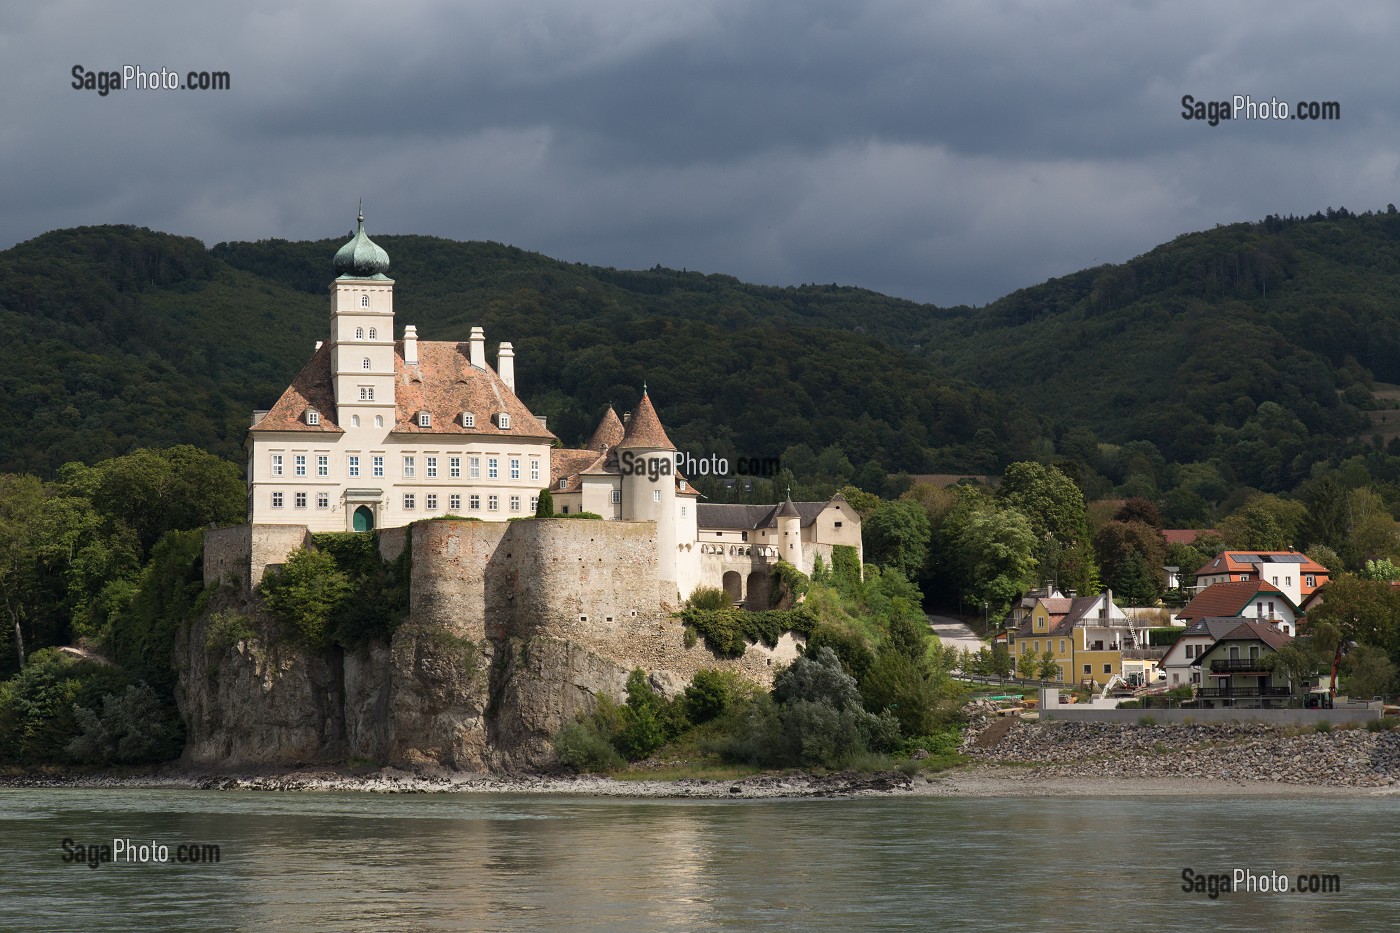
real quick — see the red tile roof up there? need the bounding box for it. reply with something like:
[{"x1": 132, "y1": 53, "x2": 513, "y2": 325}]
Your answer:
[
  {"x1": 617, "y1": 390, "x2": 675, "y2": 450},
  {"x1": 1177, "y1": 581, "x2": 1291, "y2": 622},
  {"x1": 585, "y1": 406, "x2": 625, "y2": 452},
  {"x1": 1193, "y1": 550, "x2": 1329, "y2": 579},
  {"x1": 1163, "y1": 529, "x2": 1216, "y2": 546},
  {"x1": 247, "y1": 344, "x2": 345, "y2": 434}
]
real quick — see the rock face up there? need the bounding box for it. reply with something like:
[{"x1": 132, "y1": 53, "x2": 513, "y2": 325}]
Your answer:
[{"x1": 179, "y1": 519, "x2": 796, "y2": 772}]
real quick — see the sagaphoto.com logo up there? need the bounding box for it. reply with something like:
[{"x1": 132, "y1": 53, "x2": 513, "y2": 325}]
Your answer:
[{"x1": 72, "y1": 64, "x2": 231, "y2": 97}]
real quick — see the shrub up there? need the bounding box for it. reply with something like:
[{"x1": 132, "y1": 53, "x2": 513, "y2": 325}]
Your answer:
[
  {"x1": 0, "y1": 649, "x2": 131, "y2": 764},
  {"x1": 687, "y1": 586, "x2": 730, "y2": 611},
  {"x1": 535, "y1": 488, "x2": 554, "y2": 518},
  {"x1": 67, "y1": 682, "x2": 180, "y2": 764},
  {"x1": 554, "y1": 719, "x2": 625, "y2": 772},
  {"x1": 1315, "y1": 720, "x2": 1333, "y2": 733},
  {"x1": 205, "y1": 610, "x2": 255, "y2": 655},
  {"x1": 682, "y1": 669, "x2": 750, "y2": 724},
  {"x1": 259, "y1": 547, "x2": 352, "y2": 646},
  {"x1": 680, "y1": 606, "x2": 818, "y2": 658},
  {"x1": 1137, "y1": 715, "x2": 1157, "y2": 727}
]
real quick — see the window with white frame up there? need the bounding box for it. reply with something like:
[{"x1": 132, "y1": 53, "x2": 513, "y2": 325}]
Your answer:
[
  {"x1": 462, "y1": 412, "x2": 475, "y2": 428},
  {"x1": 361, "y1": 295, "x2": 369, "y2": 307},
  {"x1": 426, "y1": 494, "x2": 438, "y2": 510},
  {"x1": 497, "y1": 413, "x2": 511, "y2": 429},
  {"x1": 271, "y1": 491, "x2": 284, "y2": 508},
  {"x1": 374, "y1": 415, "x2": 383, "y2": 428},
  {"x1": 530, "y1": 458, "x2": 540, "y2": 481},
  {"x1": 403, "y1": 456, "x2": 415, "y2": 478},
  {"x1": 317, "y1": 455, "x2": 328, "y2": 477},
  {"x1": 611, "y1": 489, "x2": 620, "y2": 504},
  {"x1": 559, "y1": 478, "x2": 568, "y2": 489},
  {"x1": 316, "y1": 492, "x2": 329, "y2": 509},
  {"x1": 294, "y1": 492, "x2": 307, "y2": 508},
  {"x1": 510, "y1": 458, "x2": 520, "y2": 480},
  {"x1": 652, "y1": 490, "x2": 661, "y2": 502},
  {"x1": 682, "y1": 505, "x2": 687, "y2": 516},
  {"x1": 509, "y1": 495, "x2": 520, "y2": 512},
  {"x1": 368, "y1": 327, "x2": 377, "y2": 339},
  {"x1": 488, "y1": 458, "x2": 498, "y2": 479},
  {"x1": 306, "y1": 410, "x2": 320, "y2": 425},
  {"x1": 404, "y1": 494, "x2": 415, "y2": 510},
  {"x1": 351, "y1": 415, "x2": 360, "y2": 427},
  {"x1": 469, "y1": 457, "x2": 480, "y2": 479},
  {"x1": 295, "y1": 455, "x2": 307, "y2": 477},
  {"x1": 449, "y1": 456, "x2": 461, "y2": 478},
  {"x1": 271, "y1": 454, "x2": 284, "y2": 476},
  {"x1": 359, "y1": 386, "x2": 374, "y2": 401},
  {"x1": 362, "y1": 358, "x2": 371, "y2": 370},
  {"x1": 426, "y1": 456, "x2": 437, "y2": 478},
  {"x1": 449, "y1": 494, "x2": 461, "y2": 510},
  {"x1": 355, "y1": 326, "x2": 364, "y2": 339},
  {"x1": 348, "y1": 455, "x2": 360, "y2": 477},
  {"x1": 529, "y1": 495, "x2": 538, "y2": 512},
  {"x1": 372, "y1": 455, "x2": 384, "y2": 477},
  {"x1": 488, "y1": 495, "x2": 499, "y2": 511},
  {"x1": 469, "y1": 494, "x2": 480, "y2": 510},
  {"x1": 418, "y1": 411, "x2": 431, "y2": 428}
]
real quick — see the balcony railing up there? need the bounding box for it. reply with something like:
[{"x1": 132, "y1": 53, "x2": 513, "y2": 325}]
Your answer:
[
  {"x1": 1209, "y1": 658, "x2": 1272, "y2": 674},
  {"x1": 1196, "y1": 686, "x2": 1292, "y2": 699}
]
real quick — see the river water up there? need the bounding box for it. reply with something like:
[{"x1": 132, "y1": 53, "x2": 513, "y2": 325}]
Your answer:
[{"x1": 2, "y1": 788, "x2": 1396, "y2": 932}]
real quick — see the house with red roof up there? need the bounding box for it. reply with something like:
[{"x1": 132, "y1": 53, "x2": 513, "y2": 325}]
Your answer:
[
  {"x1": 1175, "y1": 580, "x2": 1300, "y2": 635},
  {"x1": 1191, "y1": 550, "x2": 1329, "y2": 606}
]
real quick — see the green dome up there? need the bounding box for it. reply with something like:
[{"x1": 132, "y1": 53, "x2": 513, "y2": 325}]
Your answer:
[{"x1": 333, "y1": 207, "x2": 390, "y2": 279}]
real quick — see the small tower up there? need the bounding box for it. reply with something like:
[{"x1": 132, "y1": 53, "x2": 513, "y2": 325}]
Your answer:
[
  {"x1": 328, "y1": 206, "x2": 396, "y2": 423},
  {"x1": 617, "y1": 387, "x2": 679, "y2": 587},
  {"x1": 777, "y1": 494, "x2": 801, "y2": 562}
]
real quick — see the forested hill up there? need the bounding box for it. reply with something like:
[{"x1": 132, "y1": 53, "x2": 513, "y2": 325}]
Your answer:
[
  {"x1": 6, "y1": 209, "x2": 1400, "y2": 514},
  {"x1": 0, "y1": 225, "x2": 1016, "y2": 479}
]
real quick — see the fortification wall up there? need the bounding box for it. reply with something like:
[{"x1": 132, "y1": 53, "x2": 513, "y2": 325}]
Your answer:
[{"x1": 203, "y1": 524, "x2": 312, "y2": 590}]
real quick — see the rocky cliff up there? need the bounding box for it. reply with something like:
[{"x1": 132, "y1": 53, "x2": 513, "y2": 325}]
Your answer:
[{"x1": 178, "y1": 519, "x2": 799, "y2": 772}]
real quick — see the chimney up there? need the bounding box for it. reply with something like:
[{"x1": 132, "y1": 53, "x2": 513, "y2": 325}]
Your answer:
[
  {"x1": 497, "y1": 341, "x2": 515, "y2": 392},
  {"x1": 538, "y1": 415, "x2": 548, "y2": 430},
  {"x1": 403, "y1": 324, "x2": 418, "y2": 366},
  {"x1": 314, "y1": 340, "x2": 323, "y2": 351},
  {"x1": 469, "y1": 326, "x2": 486, "y2": 369},
  {"x1": 623, "y1": 411, "x2": 632, "y2": 425}
]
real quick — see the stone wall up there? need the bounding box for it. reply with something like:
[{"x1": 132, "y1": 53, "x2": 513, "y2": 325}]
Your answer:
[
  {"x1": 188, "y1": 517, "x2": 803, "y2": 772},
  {"x1": 202, "y1": 524, "x2": 312, "y2": 590}
]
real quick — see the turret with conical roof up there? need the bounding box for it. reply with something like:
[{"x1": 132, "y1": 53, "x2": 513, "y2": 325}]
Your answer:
[
  {"x1": 777, "y1": 494, "x2": 801, "y2": 560},
  {"x1": 586, "y1": 405, "x2": 626, "y2": 452},
  {"x1": 617, "y1": 386, "x2": 676, "y2": 451}
]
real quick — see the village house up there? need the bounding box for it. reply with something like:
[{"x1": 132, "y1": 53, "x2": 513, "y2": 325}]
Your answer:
[
  {"x1": 1156, "y1": 617, "x2": 1255, "y2": 688},
  {"x1": 1005, "y1": 589, "x2": 1142, "y2": 688},
  {"x1": 1175, "y1": 580, "x2": 1300, "y2": 635},
  {"x1": 1191, "y1": 550, "x2": 1329, "y2": 605},
  {"x1": 1191, "y1": 620, "x2": 1295, "y2": 708}
]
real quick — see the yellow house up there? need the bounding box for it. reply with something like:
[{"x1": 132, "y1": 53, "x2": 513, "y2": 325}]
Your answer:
[{"x1": 1006, "y1": 589, "x2": 1138, "y2": 688}]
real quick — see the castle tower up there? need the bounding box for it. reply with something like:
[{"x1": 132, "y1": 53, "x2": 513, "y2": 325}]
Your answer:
[
  {"x1": 328, "y1": 206, "x2": 397, "y2": 424},
  {"x1": 617, "y1": 387, "x2": 679, "y2": 587},
  {"x1": 777, "y1": 494, "x2": 801, "y2": 563}
]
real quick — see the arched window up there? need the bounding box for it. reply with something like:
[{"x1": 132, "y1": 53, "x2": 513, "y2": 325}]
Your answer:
[
  {"x1": 355, "y1": 327, "x2": 364, "y2": 340},
  {"x1": 368, "y1": 327, "x2": 377, "y2": 339},
  {"x1": 374, "y1": 415, "x2": 384, "y2": 428},
  {"x1": 361, "y1": 295, "x2": 370, "y2": 307},
  {"x1": 351, "y1": 415, "x2": 360, "y2": 427},
  {"x1": 362, "y1": 358, "x2": 371, "y2": 370}
]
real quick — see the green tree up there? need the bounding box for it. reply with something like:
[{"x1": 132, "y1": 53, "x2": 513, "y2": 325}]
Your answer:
[
  {"x1": 535, "y1": 488, "x2": 554, "y2": 517},
  {"x1": 946, "y1": 502, "x2": 1038, "y2": 615},
  {"x1": 997, "y1": 462, "x2": 1098, "y2": 594},
  {"x1": 864, "y1": 499, "x2": 932, "y2": 581},
  {"x1": 988, "y1": 643, "x2": 1014, "y2": 682},
  {"x1": 1037, "y1": 649, "x2": 1060, "y2": 682},
  {"x1": 258, "y1": 548, "x2": 353, "y2": 646},
  {"x1": 1016, "y1": 650, "x2": 1038, "y2": 680},
  {"x1": 1306, "y1": 576, "x2": 1400, "y2": 663},
  {"x1": 1094, "y1": 520, "x2": 1167, "y2": 604},
  {"x1": 1341, "y1": 645, "x2": 1396, "y2": 699},
  {"x1": 1361, "y1": 559, "x2": 1400, "y2": 582}
]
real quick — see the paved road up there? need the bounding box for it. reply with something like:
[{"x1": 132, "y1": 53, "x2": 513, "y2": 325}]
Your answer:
[{"x1": 927, "y1": 614, "x2": 987, "y2": 653}]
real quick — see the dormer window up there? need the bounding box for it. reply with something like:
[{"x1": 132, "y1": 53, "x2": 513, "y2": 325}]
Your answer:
[
  {"x1": 461, "y1": 412, "x2": 475, "y2": 428},
  {"x1": 355, "y1": 327, "x2": 364, "y2": 339},
  {"x1": 559, "y1": 478, "x2": 568, "y2": 489},
  {"x1": 304, "y1": 409, "x2": 320, "y2": 426},
  {"x1": 361, "y1": 295, "x2": 370, "y2": 308},
  {"x1": 368, "y1": 327, "x2": 377, "y2": 339},
  {"x1": 417, "y1": 411, "x2": 431, "y2": 428},
  {"x1": 496, "y1": 412, "x2": 511, "y2": 429}
]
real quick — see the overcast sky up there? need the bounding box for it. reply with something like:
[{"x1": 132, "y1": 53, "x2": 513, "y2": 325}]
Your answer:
[{"x1": 3, "y1": 1, "x2": 1397, "y2": 306}]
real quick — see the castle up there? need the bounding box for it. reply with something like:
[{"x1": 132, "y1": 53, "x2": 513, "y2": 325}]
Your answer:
[{"x1": 239, "y1": 210, "x2": 861, "y2": 602}]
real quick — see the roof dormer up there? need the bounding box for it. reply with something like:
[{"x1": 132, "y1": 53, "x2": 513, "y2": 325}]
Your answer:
[{"x1": 304, "y1": 408, "x2": 320, "y2": 426}]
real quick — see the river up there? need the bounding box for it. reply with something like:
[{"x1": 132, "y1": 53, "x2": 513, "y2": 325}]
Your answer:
[{"x1": 2, "y1": 788, "x2": 1396, "y2": 931}]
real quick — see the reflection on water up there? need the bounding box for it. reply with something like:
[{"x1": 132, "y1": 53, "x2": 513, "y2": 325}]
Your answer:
[{"x1": 2, "y1": 788, "x2": 1399, "y2": 932}]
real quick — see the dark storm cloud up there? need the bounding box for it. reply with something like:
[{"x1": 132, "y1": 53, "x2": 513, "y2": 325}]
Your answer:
[{"x1": 3, "y1": 0, "x2": 1400, "y2": 305}]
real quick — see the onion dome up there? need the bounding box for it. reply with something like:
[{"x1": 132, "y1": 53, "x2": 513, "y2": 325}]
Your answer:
[{"x1": 333, "y1": 204, "x2": 390, "y2": 279}]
